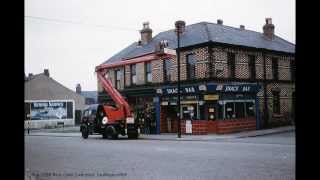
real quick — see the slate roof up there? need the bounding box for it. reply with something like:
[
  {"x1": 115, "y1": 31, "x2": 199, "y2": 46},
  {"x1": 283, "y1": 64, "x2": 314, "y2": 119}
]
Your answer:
[{"x1": 101, "y1": 21, "x2": 295, "y2": 65}]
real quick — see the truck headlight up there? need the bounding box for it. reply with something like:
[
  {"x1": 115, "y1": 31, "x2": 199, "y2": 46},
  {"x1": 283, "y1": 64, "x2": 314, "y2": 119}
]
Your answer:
[
  {"x1": 102, "y1": 117, "x2": 108, "y2": 125},
  {"x1": 126, "y1": 117, "x2": 134, "y2": 124}
]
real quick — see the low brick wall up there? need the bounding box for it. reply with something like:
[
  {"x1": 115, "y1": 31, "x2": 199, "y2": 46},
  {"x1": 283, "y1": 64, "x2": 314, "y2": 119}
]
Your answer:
[
  {"x1": 160, "y1": 115, "x2": 256, "y2": 134},
  {"x1": 181, "y1": 120, "x2": 208, "y2": 135},
  {"x1": 208, "y1": 121, "x2": 217, "y2": 133},
  {"x1": 216, "y1": 117, "x2": 256, "y2": 134}
]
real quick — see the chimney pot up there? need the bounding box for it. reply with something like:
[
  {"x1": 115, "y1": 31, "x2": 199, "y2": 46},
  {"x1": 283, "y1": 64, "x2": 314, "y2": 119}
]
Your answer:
[
  {"x1": 44, "y1": 69, "x2": 49, "y2": 77},
  {"x1": 240, "y1": 25, "x2": 245, "y2": 30},
  {"x1": 263, "y1": 18, "x2": 275, "y2": 40},
  {"x1": 175, "y1": 20, "x2": 186, "y2": 34},
  {"x1": 140, "y1": 21, "x2": 153, "y2": 44},
  {"x1": 76, "y1": 84, "x2": 81, "y2": 94},
  {"x1": 217, "y1": 19, "x2": 223, "y2": 25}
]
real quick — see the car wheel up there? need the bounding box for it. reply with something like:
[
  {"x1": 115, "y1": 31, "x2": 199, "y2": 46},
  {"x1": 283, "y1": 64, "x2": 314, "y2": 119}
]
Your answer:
[{"x1": 81, "y1": 125, "x2": 89, "y2": 139}]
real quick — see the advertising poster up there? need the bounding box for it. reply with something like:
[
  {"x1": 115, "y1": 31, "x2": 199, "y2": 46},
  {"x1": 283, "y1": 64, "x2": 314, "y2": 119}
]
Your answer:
[{"x1": 30, "y1": 101, "x2": 67, "y2": 120}]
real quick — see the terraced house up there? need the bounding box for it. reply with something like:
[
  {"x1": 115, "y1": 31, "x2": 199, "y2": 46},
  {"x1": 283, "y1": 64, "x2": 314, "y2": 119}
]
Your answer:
[{"x1": 96, "y1": 18, "x2": 295, "y2": 135}]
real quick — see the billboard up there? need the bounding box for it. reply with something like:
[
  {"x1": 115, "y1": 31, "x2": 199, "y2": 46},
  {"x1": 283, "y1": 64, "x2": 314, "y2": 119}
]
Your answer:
[{"x1": 26, "y1": 101, "x2": 73, "y2": 120}]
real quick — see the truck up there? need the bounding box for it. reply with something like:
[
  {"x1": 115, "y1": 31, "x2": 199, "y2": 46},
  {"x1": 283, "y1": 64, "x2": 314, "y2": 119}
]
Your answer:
[{"x1": 80, "y1": 67, "x2": 140, "y2": 139}]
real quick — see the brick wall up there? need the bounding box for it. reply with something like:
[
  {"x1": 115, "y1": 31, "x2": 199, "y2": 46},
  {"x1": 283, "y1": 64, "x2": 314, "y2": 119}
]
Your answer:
[
  {"x1": 208, "y1": 121, "x2": 217, "y2": 133},
  {"x1": 152, "y1": 59, "x2": 163, "y2": 83},
  {"x1": 216, "y1": 118, "x2": 256, "y2": 134}
]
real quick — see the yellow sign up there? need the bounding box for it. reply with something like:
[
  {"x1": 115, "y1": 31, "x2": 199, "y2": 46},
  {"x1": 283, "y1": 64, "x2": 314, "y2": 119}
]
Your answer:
[{"x1": 204, "y1": 95, "x2": 219, "y2": 100}]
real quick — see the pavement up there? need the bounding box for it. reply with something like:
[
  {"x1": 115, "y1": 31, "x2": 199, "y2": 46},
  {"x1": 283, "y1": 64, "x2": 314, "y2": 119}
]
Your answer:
[{"x1": 25, "y1": 125, "x2": 295, "y2": 141}]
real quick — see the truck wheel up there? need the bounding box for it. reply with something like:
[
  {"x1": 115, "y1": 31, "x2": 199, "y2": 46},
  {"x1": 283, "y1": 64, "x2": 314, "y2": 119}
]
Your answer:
[
  {"x1": 128, "y1": 132, "x2": 138, "y2": 139},
  {"x1": 103, "y1": 126, "x2": 118, "y2": 140},
  {"x1": 81, "y1": 125, "x2": 89, "y2": 139}
]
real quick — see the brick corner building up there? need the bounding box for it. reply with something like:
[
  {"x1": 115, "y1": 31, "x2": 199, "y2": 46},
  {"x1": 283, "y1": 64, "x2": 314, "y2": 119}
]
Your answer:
[{"x1": 96, "y1": 18, "x2": 295, "y2": 135}]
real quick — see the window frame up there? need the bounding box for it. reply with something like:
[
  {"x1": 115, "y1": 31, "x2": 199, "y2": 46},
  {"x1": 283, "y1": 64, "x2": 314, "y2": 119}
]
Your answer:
[
  {"x1": 115, "y1": 69, "x2": 121, "y2": 89},
  {"x1": 186, "y1": 53, "x2": 196, "y2": 80},
  {"x1": 163, "y1": 59, "x2": 172, "y2": 82},
  {"x1": 290, "y1": 60, "x2": 295, "y2": 81},
  {"x1": 145, "y1": 61, "x2": 152, "y2": 83},
  {"x1": 227, "y1": 52, "x2": 236, "y2": 78},
  {"x1": 248, "y1": 55, "x2": 256, "y2": 80},
  {"x1": 130, "y1": 64, "x2": 136, "y2": 85},
  {"x1": 272, "y1": 91, "x2": 280, "y2": 114},
  {"x1": 272, "y1": 57, "x2": 279, "y2": 80}
]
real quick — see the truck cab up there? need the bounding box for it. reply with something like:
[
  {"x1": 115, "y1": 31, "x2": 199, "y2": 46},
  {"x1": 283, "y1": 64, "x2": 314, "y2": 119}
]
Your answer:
[{"x1": 80, "y1": 104, "x2": 140, "y2": 139}]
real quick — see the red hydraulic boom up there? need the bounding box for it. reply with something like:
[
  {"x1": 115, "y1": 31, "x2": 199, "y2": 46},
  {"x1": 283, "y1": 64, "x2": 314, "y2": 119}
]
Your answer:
[{"x1": 95, "y1": 68, "x2": 133, "y2": 122}]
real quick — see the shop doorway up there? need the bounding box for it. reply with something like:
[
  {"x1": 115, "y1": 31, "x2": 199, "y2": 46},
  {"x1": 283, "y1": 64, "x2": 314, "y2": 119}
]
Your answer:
[
  {"x1": 166, "y1": 106, "x2": 178, "y2": 133},
  {"x1": 134, "y1": 99, "x2": 156, "y2": 134}
]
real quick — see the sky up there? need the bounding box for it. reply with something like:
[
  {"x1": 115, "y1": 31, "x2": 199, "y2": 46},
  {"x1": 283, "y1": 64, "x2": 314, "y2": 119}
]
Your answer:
[{"x1": 25, "y1": 0, "x2": 295, "y2": 91}]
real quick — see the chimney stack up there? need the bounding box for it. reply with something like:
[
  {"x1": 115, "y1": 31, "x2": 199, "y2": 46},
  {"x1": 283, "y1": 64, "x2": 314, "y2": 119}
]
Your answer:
[
  {"x1": 263, "y1": 18, "x2": 275, "y2": 40},
  {"x1": 140, "y1": 22, "x2": 153, "y2": 45},
  {"x1": 240, "y1": 25, "x2": 245, "y2": 30},
  {"x1": 76, "y1": 84, "x2": 81, "y2": 94},
  {"x1": 44, "y1": 69, "x2": 49, "y2": 77},
  {"x1": 175, "y1": 20, "x2": 186, "y2": 34},
  {"x1": 217, "y1": 19, "x2": 223, "y2": 25}
]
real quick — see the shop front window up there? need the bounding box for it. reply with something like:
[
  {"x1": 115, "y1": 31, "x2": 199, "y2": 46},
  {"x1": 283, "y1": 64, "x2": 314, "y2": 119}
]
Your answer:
[
  {"x1": 225, "y1": 102, "x2": 235, "y2": 119},
  {"x1": 235, "y1": 102, "x2": 245, "y2": 118},
  {"x1": 221, "y1": 100, "x2": 255, "y2": 120},
  {"x1": 182, "y1": 104, "x2": 197, "y2": 120},
  {"x1": 245, "y1": 102, "x2": 255, "y2": 117},
  {"x1": 217, "y1": 102, "x2": 224, "y2": 120}
]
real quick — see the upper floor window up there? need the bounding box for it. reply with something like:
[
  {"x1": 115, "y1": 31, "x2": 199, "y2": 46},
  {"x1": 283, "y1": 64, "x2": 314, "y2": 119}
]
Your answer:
[
  {"x1": 163, "y1": 59, "x2": 172, "y2": 82},
  {"x1": 248, "y1": 55, "x2": 256, "y2": 80},
  {"x1": 115, "y1": 69, "x2": 121, "y2": 89},
  {"x1": 227, "y1": 53, "x2": 236, "y2": 78},
  {"x1": 272, "y1": 91, "x2": 280, "y2": 114},
  {"x1": 186, "y1": 54, "x2": 196, "y2": 80},
  {"x1": 272, "y1": 58, "x2": 279, "y2": 80},
  {"x1": 145, "y1": 62, "x2": 152, "y2": 83},
  {"x1": 290, "y1": 60, "x2": 295, "y2": 81},
  {"x1": 131, "y1": 64, "x2": 136, "y2": 85}
]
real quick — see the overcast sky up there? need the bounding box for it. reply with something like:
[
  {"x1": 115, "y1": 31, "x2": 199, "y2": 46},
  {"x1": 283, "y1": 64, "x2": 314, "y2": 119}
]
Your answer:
[{"x1": 25, "y1": 0, "x2": 295, "y2": 91}]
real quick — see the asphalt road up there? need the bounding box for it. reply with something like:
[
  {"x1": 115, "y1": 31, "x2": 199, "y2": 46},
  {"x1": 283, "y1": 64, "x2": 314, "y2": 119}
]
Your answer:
[{"x1": 25, "y1": 132, "x2": 295, "y2": 180}]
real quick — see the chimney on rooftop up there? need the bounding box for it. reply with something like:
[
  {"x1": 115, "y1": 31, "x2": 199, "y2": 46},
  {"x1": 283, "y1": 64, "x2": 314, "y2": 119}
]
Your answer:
[
  {"x1": 44, "y1": 69, "x2": 49, "y2": 77},
  {"x1": 240, "y1": 25, "x2": 245, "y2": 30},
  {"x1": 76, "y1": 84, "x2": 81, "y2": 94},
  {"x1": 217, "y1": 19, "x2": 223, "y2": 25},
  {"x1": 140, "y1": 22, "x2": 153, "y2": 45},
  {"x1": 175, "y1": 20, "x2": 186, "y2": 34},
  {"x1": 263, "y1": 18, "x2": 275, "y2": 40}
]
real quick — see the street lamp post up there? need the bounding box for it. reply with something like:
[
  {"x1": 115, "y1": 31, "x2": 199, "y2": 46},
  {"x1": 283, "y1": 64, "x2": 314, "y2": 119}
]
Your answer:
[{"x1": 175, "y1": 20, "x2": 185, "y2": 138}]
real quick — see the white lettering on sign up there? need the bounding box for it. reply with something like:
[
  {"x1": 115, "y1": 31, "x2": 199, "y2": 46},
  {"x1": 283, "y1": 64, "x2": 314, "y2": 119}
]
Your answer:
[
  {"x1": 33, "y1": 102, "x2": 48, "y2": 108},
  {"x1": 242, "y1": 86, "x2": 251, "y2": 91},
  {"x1": 199, "y1": 85, "x2": 207, "y2": 91},
  {"x1": 225, "y1": 86, "x2": 239, "y2": 92},
  {"x1": 166, "y1": 88, "x2": 178, "y2": 94},
  {"x1": 216, "y1": 85, "x2": 223, "y2": 91},
  {"x1": 49, "y1": 102, "x2": 64, "y2": 107},
  {"x1": 185, "y1": 87, "x2": 195, "y2": 93}
]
